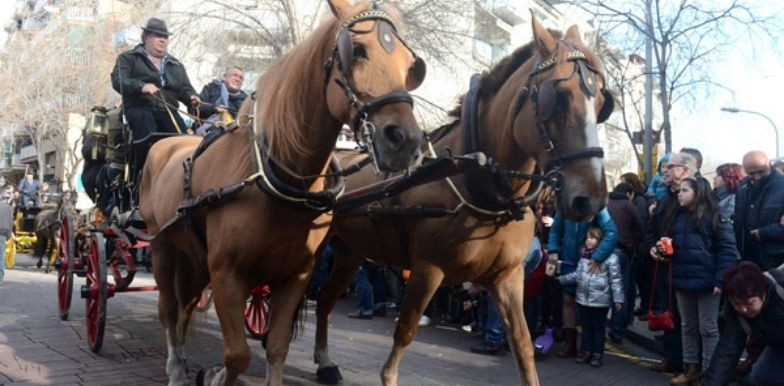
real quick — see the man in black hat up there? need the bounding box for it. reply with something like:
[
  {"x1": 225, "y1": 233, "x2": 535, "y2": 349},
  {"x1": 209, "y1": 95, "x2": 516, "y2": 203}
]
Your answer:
[{"x1": 110, "y1": 17, "x2": 199, "y2": 173}]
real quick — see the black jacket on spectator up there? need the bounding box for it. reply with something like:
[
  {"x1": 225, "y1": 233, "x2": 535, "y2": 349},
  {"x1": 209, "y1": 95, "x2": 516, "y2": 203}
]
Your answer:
[
  {"x1": 703, "y1": 287, "x2": 784, "y2": 385},
  {"x1": 734, "y1": 171, "x2": 784, "y2": 270},
  {"x1": 607, "y1": 191, "x2": 644, "y2": 254},
  {"x1": 669, "y1": 208, "x2": 736, "y2": 291},
  {"x1": 111, "y1": 44, "x2": 197, "y2": 112}
]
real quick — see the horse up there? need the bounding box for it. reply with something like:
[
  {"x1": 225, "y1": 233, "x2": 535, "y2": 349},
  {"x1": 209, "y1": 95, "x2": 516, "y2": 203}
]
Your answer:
[
  {"x1": 138, "y1": 1, "x2": 426, "y2": 385},
  {"x1": 33, "y1": 209, "x2": 59, "y2": 271},
  {"x1": 311, "y1": 17, "x2": 613, "y2": 386}
]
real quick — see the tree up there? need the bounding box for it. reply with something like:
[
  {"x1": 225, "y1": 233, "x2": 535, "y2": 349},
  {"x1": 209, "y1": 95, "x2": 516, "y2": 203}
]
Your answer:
[
  {"x1": 0, "y1": 20, "x2": 114, "y2": 191},
  {"x1": 571, "y1": 0, "x2": 777, "y2": 152}
]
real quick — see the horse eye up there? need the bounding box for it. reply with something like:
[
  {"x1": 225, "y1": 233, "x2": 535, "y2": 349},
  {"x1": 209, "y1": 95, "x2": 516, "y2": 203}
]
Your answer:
[{"x1": 353, "y1": 43, "x2": 368, "y2": 59}]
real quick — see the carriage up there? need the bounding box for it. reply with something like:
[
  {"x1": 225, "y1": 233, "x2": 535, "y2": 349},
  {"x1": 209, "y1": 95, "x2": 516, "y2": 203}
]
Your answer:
[
  {"x1": 54, "y1": 106, "x2": 271, "y2": 352},
  {"x1": 4, "y1": 195, "x2": 61, "y2": 270}
]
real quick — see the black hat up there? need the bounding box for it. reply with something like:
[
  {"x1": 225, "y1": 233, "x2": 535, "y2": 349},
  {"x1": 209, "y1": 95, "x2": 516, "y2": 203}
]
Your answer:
[{"x1": 141, "y1": 18, "x2": 170, "y2": 37}]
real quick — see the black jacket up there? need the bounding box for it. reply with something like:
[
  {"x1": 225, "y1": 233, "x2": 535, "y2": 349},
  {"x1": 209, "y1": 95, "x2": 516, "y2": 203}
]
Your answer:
[
  {"x1": 734, "y1": 172, "x2": 784, "y2": 270},
  {"x1": 607, "y1": 192, "x2": 644, "y2": 254},
  {"x1": 703, "y1": 286, "x2": 784, "y2": 385},
  {"x1": 198, "y1": 80, "x2": 247, "y2": 119},
  {"x1": 110, "y1": 44, "x2": 197, "y2": 111}
]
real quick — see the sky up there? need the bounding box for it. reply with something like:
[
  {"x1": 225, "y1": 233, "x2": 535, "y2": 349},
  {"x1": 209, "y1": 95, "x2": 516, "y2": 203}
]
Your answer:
[{"x1": 0, "y1": 2, "x2": 782, "y2": 171}]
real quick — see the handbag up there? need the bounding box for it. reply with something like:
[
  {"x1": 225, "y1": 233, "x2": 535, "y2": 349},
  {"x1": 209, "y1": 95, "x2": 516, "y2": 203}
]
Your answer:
[{"x1": 646, "y1": 260, "x2": 675, "y2": 331}]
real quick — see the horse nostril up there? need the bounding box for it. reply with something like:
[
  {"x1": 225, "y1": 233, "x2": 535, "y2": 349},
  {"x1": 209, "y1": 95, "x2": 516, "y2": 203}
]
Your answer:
[
  {"x1": 571, "y1": 195, "x2": 592, "y2": 218},
  {"x1": 383, "y1": 124, "x2": 406, "y2": 150}
]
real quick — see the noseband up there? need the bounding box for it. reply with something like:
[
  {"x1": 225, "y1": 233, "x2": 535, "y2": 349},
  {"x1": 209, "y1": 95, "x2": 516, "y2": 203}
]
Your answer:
[{"x1": 323, "y1": 8, "x2": 423, "y2": 171}]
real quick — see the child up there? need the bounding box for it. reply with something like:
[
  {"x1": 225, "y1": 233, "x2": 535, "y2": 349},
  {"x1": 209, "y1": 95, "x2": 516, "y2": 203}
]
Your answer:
[{"x1": 557, "y1": 227, "x2": 624, "y2": 367}]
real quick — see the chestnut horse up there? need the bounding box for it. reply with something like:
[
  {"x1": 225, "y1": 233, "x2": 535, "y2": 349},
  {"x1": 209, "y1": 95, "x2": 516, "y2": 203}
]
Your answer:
[
  {"x1": 312, "y1": 18, "x2": 613, "y2": 386},
  {"x1": 139, "y1": 1, "x2": 426, "y2": 385}
]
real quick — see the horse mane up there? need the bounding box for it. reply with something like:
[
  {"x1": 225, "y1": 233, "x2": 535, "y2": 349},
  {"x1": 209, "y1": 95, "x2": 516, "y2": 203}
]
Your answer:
[
  {"x1": 447, "y1": 29, "x2": 563, "y2": 118},
  {"x1": 255, "y1": 19, "x2": 340, "y2": 164}
]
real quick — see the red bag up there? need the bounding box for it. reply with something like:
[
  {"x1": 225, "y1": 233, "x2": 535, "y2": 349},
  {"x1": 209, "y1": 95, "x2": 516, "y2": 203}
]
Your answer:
[{"x1": 647, "y1": 260, "x2": 675, "y2": 332}]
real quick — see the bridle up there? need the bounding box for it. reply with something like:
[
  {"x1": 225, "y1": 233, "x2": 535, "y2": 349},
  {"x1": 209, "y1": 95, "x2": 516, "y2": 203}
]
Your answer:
[
  {"x1": 518, "y1": 42, "x2": 613, "y2": 191},
  {"x1": 456, "y1": 42, "x2": 613, "y2": 220},
  {"x1": 323, "y1": 7, "x2": 426, "y2": 172}
]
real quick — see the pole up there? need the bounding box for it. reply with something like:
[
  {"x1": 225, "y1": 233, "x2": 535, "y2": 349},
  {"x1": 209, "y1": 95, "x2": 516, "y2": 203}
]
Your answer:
[{"x1": 643, "y1": 0, "x2": 653, "y2": 183}]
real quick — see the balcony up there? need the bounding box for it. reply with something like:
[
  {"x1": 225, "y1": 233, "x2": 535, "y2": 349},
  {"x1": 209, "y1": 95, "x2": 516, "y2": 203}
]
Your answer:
[
  {"x1": 20, "y1": 144, "x2": 37, "y2": 162},
  {"x1": 491, "y1": 0, "x2": 525, "y2": 26}
]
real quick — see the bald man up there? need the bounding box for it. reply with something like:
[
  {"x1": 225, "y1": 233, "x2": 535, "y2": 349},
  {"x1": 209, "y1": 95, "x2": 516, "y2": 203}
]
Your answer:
[{"x1": 734, "y1": 150, "x2": 784, "y2": 271}]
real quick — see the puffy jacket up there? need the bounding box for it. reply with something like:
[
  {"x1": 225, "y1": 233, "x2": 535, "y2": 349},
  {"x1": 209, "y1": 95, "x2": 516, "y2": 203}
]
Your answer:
[
  {"x1": 547, "y1": 207, "x2": 618, "y2": 267},
  {"x1": 669, "y1": 208, "x2": 737, "y2": 291},
  {"x1": 558, "y1": 253, "x2": 624, "y2": 307},
  {"x1": 703, "y1": 286, "x2": 784, "y2": 385},
  {"x1": 734, "y1": 172, "x2": 784, "y2": 270},
  {"x1": 111, "y1": 44, "x2": 198, "y2": 111}
]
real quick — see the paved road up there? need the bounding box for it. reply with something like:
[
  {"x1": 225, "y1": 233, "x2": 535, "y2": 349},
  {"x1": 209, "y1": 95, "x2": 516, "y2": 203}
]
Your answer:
[{"x1": 1, "y1": 254, "x2": 671, "y2": 385}]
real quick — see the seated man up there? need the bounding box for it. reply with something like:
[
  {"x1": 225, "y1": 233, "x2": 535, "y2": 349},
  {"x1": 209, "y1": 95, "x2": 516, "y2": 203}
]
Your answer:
[
  {"x1": 17, "y1": 173, "x2": 41, "y2": 208},
  {"x1": 198, "y1": 66, "x2": 247, "y2": 121},
  {"x1": 110, "y1": 17, "x2": 199, "y2": 177}
]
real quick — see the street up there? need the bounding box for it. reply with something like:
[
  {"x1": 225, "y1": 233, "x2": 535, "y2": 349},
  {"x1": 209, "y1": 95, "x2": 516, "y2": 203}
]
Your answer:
[{"x1": 1, "y1": 254, "x2": 670, "y2": 385}]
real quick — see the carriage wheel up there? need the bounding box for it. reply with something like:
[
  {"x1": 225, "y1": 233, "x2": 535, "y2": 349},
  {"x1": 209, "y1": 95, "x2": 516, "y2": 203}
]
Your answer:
[
  {"x1": 244, "y1": 285, "x2": 271, "y2": 340},
  {"x1": 85, "y1": 232, "x2": 108, "y2": 353},
  {"x1": 4, "y1": 236, "x2": 15, "y2": 270},
  {"x1": 56, "y1": 215, "x2": 74, "y2": 320}
]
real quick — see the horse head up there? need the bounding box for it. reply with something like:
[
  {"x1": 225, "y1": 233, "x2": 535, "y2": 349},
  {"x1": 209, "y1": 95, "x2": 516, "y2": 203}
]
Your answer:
[
  {"x1": 324, "y1": 0, "x2": 425, "y2": 171},
  {"x1": 503, "y1": 17, "x2": 612, "y2": 221}
]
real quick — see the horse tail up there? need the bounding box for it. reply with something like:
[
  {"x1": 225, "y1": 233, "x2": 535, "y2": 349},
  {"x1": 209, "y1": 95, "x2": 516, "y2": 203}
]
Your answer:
[{"x1": 290, "y1": 295, "x2": 307, "y2": 342}]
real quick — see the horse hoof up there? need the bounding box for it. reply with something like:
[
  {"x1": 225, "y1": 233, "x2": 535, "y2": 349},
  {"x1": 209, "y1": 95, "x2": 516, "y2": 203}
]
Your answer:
[
  {"x1": 317, "y1": 366, "x2": 343, "y2": 384},
  {"x1": 36, "y1": 261, "x2": 42, "y2": 269}
]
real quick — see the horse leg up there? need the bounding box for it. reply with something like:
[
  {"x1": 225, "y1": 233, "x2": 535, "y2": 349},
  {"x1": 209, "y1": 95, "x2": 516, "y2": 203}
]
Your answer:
[
  {"x1": 200, "y1": 270, "x2": 252, "y2": 386},
  {"x1": 487, "y1": 265, "x2": 539, "y2": 386},
  {"x1": 314, "y1": 239, "x2": 362, "y2": 384},
  {"x1": 381, "y1": 264, "x2": 444, "y2": 386},
  {"x1": 152, "y1": 242, "x2": 189, "y2": 386},
  {"x1": 264, "y1": 266, "x2": 313, "y2": 386}
]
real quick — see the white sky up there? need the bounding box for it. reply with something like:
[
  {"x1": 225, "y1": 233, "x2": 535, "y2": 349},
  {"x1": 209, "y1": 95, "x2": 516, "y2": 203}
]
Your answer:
[{"x1": 0, "y1": 2, "x2": 782, "y2": 170}]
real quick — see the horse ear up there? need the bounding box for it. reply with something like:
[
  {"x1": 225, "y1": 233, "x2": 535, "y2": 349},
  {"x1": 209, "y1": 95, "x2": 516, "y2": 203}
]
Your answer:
[
  {"x1": 530, "y1": 12, "x2": 557, "y2": 56},
  {"x1": 565, "y1": 25, "x2": 582, "y2": 44},
  {"x1": 327, "y1": 0, "x2": 352, "y2": 19},
  {"x1": 406, "y1": 56, "x2": 426, "y2": 91},
  {"x1": 597, "y1": 89, "x2": 615, "y2": 123}
]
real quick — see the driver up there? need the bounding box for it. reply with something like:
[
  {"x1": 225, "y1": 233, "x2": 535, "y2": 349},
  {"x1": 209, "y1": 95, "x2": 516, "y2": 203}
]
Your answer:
[
  {"x1": 110, "y1": 17, "x2": 200, "y2": 174},
  {"x1": 16, "y1": 172, "x2": 41, "y2": 208}
]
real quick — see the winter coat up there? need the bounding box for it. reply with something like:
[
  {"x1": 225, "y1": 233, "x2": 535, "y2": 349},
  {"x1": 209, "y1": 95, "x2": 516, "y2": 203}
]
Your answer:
[
  {"x1": 111, "y1": 44, "x2": 198, "y2": 112},
  {"x1": 607, "y1": 192, "x2": 644, "y2": 254},
  {"x1": 734, "y1": 172, "x2": 784, "y2": 270},
  {"x1": 647, "y1": 153, "x2": 672, "y2": 201},
  {"x1": 713, "y1": 187, "x2": 735, "y2": 224},
  {"x1": 703, "y1": 285, "x2": 784, "y2": 385},
  {"x1": 668, "y1": 208, "x2": 737, "y2": 291},
  {"x1": 198, "y1": 80, "x2": 248, "y2": 119},
  {"x1": 558, "y1": 253, "x2": 624, "y2": 307},
  {"x1": 547, "y1": 207, "x2": 618, "y2": 265}
]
